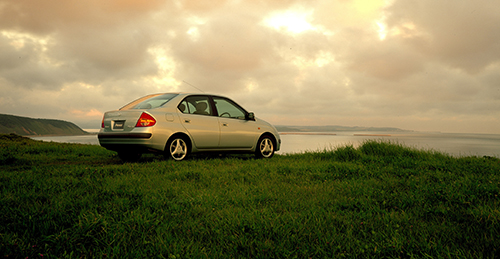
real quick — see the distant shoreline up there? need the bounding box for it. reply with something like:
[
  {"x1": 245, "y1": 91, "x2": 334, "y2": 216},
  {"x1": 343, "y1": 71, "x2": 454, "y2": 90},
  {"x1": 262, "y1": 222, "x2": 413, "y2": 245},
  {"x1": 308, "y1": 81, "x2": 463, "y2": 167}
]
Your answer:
[
  {"x1": 275, "y1": 125, "x2": 412, "y2": 133},
  {"x1": 0, "y1": 113, "x2": 90, "y2": 136},
  {"x1": 24, "y1": 132, "x2": 96, "y2": 137},
  {"x1": 279, "y1": 132, "x2": 393, "y2": 136},
  {"x1": 279, "y1": 132, "x2": 337, "y2": 135},
  {"x1": 354, "y1": 134, "x2": 391, "y2": 137}
]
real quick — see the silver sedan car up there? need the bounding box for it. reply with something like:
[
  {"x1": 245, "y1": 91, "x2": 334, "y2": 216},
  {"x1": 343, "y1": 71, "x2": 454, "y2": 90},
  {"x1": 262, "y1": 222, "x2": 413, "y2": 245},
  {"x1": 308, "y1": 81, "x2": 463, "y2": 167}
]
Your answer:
[{"x1": 98, "y1": 93, "x2": 281, "y2": 161}]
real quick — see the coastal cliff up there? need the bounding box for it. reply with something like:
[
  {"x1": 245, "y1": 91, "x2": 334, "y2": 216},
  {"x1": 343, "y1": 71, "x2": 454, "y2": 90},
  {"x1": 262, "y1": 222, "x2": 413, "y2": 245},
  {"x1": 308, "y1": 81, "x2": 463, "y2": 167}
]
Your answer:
[{"x1": 0, "y1": 114, "x2": 88, "y2": 136}]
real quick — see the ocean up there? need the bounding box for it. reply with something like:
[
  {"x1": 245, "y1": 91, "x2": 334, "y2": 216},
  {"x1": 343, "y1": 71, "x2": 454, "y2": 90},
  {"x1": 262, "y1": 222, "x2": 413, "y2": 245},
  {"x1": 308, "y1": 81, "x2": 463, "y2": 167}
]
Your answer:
[{"x1": 30, "y1": 131, "x2": 500, "y2": 158}]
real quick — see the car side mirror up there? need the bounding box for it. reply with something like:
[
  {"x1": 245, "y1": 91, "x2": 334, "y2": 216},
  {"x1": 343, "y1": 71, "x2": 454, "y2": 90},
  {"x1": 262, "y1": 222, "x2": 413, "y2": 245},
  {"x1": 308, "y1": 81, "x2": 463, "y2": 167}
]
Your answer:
[{"x1": 246, "y1": 112, "x2": 255, "y2": 121}]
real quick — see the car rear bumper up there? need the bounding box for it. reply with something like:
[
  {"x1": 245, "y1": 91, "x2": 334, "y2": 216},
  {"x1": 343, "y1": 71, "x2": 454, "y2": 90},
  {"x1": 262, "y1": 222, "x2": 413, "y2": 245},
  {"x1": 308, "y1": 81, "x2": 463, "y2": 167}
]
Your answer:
[
  {"x1": 98, "y1": 132, "x2": 152, "y2": 139},
  {"x1": 97, "y1": 131, "x2": 168, "y2": 153}
]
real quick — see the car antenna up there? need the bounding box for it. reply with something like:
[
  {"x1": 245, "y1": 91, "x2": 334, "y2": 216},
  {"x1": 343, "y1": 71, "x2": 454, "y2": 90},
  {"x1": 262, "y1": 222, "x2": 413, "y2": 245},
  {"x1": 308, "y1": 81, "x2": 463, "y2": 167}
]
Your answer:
[{"x1": 182, "y1": 80, "x2": 205, "y2": 93}]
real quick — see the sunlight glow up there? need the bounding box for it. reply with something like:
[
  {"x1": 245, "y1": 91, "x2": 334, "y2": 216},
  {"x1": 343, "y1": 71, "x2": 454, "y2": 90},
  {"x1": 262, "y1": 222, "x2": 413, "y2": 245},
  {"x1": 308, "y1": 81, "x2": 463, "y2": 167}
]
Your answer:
[
  {"x1": 187, "y1": 27, "x2": 200, "y2": 41},
  {"x1": 1, "y1": 30, "x2": 63, "y2": 66},
  {"x1": 1, "y1": 30, "x2": 51, "y2": 53},
  {"x1": 2, "y1": 30, "x2": 34, "y2": 49},
  {"x1": 376, "y1": 21, "x2": 387, "y2": 40},
  {"x1": 352, "y1": 0, "x2": 386, "y2": 17},
  {"x1": 263, "y1": 9, "x2": 315, "y2": 33},
  {"x1": 390, "y1": 22, "x2": 426, "y2": 39},
  {"x1": 315, "y1": 52, "x2": 334, "y2": 67},
  {"x1": 70, "y1": 109, "x2": 102, "y2": 119},
  {"x1": 245, "y1": 79, "x2": 258, "y2": 92},
  {"x1": 79, "y1": 83, "x2": 98, "y2": 89},
  {"x1": 288, "y1": 51, "x2": 334, "y2": 69},
  {"x1": 186, "y1": 16, "x2": 205, "y2": 42},
  {"x1": 148, "y1": 47, "x2": 181, "y2": 89}
]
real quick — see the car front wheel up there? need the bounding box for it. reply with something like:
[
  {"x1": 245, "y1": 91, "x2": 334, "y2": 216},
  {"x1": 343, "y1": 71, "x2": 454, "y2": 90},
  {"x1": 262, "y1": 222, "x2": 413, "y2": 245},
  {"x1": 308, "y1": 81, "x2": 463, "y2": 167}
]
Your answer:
[
  {"x1": 255, "y1": 135, "x2": 275, "y2": 158},
  {"x1": 166, "y1": 136, "x2": 189, "y2": 161}
]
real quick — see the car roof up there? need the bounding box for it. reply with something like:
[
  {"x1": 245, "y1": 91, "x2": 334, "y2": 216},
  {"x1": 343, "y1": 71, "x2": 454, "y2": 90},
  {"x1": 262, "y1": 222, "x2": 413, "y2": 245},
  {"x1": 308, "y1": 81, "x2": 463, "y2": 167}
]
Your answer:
[{"x1": 158, "y1": 92, "x2": 232, "y2": 99}]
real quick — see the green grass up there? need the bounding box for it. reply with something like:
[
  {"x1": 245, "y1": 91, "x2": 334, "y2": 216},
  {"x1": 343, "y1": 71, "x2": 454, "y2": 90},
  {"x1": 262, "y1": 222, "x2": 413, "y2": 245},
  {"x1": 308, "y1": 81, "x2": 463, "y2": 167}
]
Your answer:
[{"x1": 1, "y1": 133, "x2": 499, "y2": 258}]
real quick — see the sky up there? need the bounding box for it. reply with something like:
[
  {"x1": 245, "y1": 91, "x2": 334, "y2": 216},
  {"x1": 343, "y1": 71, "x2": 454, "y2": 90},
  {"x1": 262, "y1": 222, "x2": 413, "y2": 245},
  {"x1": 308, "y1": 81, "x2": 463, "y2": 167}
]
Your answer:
[{"x1": 0, "y1": 0, "x2": 499, "y2": 134}]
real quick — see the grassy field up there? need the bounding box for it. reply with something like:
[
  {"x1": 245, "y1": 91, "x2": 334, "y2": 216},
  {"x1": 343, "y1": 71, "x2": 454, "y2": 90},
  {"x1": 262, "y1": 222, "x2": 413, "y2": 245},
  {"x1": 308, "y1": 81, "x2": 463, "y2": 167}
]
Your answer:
[{"x1": 1, "y1": 133, "x2": 499, "y2": 258}]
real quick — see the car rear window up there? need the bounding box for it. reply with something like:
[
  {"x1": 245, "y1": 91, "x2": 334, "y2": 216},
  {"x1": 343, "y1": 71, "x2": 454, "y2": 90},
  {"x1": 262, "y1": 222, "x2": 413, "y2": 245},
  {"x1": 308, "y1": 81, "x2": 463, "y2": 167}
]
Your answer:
[{"x1": 120, "y1": 93, "x2": 179, "y2": 110}]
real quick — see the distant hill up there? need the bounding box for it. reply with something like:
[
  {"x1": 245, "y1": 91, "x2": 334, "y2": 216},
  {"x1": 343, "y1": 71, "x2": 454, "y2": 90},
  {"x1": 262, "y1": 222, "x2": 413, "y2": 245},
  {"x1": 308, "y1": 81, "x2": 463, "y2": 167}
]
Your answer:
[
  {"x1": 275, "y1": 125, "x2": 412, "y2": 132},
  {"x1": 0, "y1": 114, "x2": 89, "y2": 136}
]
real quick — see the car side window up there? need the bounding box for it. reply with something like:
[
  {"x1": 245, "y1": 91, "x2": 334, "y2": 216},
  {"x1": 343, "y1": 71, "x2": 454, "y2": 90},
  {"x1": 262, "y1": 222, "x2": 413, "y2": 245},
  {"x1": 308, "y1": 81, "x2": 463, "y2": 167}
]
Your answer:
[
  {"x1": 213, "y1": 97, "x2": 246, "y2": 120},
  {"x1": 178, "y1": 96, "x2": 212, "y2": 116}
]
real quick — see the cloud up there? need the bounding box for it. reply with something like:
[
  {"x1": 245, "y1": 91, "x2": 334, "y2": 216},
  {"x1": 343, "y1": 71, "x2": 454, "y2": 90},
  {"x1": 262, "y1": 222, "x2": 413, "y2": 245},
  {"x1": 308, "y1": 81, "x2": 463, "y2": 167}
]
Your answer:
[
  {"x1": 0, "y1": 0, "x2": 162, "y2": 89},
  {"x1": 314, "y1": 0, "x2": 386, "y2": 29},
  {"x1": 0, "y1": 0, "x2": 499, "y2": 133},
  {"x1": 174, "y1": 13, "x2": 274, "y2": 72},
  {"x1": 337, "y1": 30, "x2": 424, "y2": 80},
  {"x1": 385, "y1": 0, "x2": 500, "y2": 74},
  {"x1": 0, "y1": 0, "x2": 164, "y2": 33}
]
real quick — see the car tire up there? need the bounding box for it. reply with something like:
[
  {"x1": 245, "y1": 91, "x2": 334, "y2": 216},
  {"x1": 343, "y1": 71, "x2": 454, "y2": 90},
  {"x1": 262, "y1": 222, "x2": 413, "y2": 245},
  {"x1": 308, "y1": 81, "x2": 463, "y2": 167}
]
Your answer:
[
  {"x1": 255, "y1": 135, "x2": 275, "y2": 159},
  {"x1": 118, "y1": 151, "x2": 142, "y2": 162},
  {"x1": 166, "y1": 136, "x2": 189, "y2": 161}
]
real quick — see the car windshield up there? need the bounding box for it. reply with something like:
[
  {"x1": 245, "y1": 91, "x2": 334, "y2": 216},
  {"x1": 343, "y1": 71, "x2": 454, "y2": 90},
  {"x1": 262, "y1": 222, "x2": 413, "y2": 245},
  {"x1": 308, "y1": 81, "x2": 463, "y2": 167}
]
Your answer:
[{"x1": 120, "y1": 93, "x2": 179, "y2": 110}]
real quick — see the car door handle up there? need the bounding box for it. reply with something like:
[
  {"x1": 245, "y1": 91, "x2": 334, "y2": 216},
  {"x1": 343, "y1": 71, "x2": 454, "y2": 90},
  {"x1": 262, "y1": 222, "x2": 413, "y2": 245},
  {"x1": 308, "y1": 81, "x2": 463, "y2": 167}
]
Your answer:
[
  {"x1": 222, "y1": 123, "x2": 228, "y2": 127},
  {"x1": 184, "y1": 119, "x2": 191, "y2": 123}
]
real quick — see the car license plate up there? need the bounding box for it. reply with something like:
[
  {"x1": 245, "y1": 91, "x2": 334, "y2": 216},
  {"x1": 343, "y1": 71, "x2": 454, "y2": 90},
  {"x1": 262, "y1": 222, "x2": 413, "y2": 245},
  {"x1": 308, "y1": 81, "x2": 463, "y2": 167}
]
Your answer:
[{"x1": 113, "y1": 120, "x2": 125, "y2": 129}]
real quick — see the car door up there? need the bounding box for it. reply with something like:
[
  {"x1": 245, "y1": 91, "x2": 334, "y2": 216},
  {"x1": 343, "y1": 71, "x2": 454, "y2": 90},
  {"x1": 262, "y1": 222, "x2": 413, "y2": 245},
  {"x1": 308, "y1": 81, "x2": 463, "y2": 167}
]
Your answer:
[
  {"x1": 178, "y1": 95, "x2": 220, "y2": 149},
  {"x1": 213, "y1": 97, "x2": 258, "y2": 148}
]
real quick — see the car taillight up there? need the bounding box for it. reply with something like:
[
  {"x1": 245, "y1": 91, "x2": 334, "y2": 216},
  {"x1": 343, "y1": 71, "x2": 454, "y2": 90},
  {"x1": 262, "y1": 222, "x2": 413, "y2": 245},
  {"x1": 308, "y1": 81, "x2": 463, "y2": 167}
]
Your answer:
[
  {"x1": 101, "y1": 116, "x2": 105, "y2": 128},
  {"x1": 136, "y1": 113, "x2": 156, "y2": 127}
]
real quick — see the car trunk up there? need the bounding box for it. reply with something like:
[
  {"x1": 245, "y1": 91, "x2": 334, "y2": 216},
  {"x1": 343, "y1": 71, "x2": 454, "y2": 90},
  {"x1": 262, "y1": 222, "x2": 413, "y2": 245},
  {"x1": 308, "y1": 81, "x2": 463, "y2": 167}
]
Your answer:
[{"x1": 102, "y1": 110, "x2": 145, "y2": 132}]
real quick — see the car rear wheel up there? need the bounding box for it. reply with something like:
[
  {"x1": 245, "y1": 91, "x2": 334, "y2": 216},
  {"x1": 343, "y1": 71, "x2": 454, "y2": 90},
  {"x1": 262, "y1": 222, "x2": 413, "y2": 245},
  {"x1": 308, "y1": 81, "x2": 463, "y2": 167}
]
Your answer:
[
  {"x1": 166, "y1": 136, "x2": 189, "y2": 161},
  {"x1": 255, "y1": 135, "x2": 275, "y2": 158}
]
